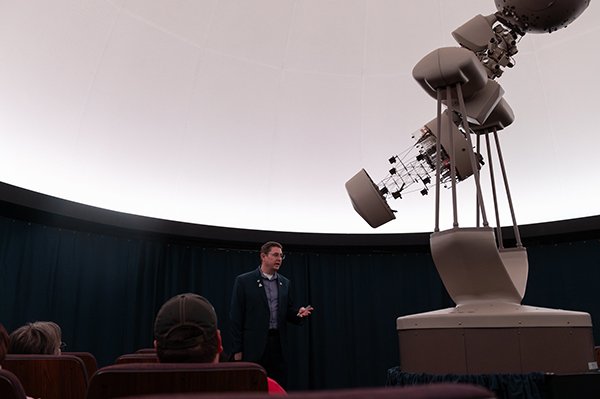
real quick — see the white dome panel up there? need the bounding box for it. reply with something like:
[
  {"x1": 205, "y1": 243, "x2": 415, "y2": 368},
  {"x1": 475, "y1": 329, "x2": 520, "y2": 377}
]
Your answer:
[{"x1": 0, "y1": 0, "x2": 598, "y2": 233}]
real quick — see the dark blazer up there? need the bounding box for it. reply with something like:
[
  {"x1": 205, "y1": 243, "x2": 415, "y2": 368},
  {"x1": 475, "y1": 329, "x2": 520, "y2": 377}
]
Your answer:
[{"x1": 229, "y1": 267, "x2": 302, "y2": 362}]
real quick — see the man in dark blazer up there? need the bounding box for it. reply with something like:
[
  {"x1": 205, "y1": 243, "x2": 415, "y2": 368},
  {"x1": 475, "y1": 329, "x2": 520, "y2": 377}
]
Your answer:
[{"x1": 229, "y1": 241, "x2": 313, "y2": 387}]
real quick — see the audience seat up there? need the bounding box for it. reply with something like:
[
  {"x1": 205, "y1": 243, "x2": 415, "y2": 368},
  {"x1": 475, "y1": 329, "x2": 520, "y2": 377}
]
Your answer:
[
  {"x1": 111, "y1": 383, "x2": 495, "y2": 399},
  {"x1": 135, "y1": 348, "x2": 157, "y2": 354},
  {"x1": 3, "y1": 354, "x2": 89, "y2": 399},
  {"x1": 86, "y1": 362, "x2": 268, "y2": 399},
  {"x1": 0, "y1": 369, "x2": 27, "y2": 399},
  {"x1": 116, "y1": 353, "x2": 159, "y2": 364},
  {"x1": 64, "y1": 352, "x2": 98, "y2": 380}
]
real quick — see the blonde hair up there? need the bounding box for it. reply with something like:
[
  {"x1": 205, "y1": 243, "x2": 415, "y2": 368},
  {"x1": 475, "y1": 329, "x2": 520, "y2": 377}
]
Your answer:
[{"x1": 8, "y1": 321, "x2": 62, "y2": 355}]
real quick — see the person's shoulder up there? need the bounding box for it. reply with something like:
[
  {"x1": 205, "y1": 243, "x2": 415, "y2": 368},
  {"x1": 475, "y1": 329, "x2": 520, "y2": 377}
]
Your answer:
[
  {"x1": 236, "y1": 268, "x2": 260, "y2": 280},
  {"x1": 267, "y1": 377, "x2": 286, "y2": 394}
]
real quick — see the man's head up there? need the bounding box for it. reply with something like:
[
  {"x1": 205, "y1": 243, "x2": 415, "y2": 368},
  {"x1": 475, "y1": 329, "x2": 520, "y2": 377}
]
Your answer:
[
  {"x1": 8, "y1": 321, "x2": 62, "y2": 355},
  {"x1": 153, "y1": 293, "x2": 223, "y2": 363},
  {"x1": 260, "y1": 241, "x2": 284, "y2": 274}
]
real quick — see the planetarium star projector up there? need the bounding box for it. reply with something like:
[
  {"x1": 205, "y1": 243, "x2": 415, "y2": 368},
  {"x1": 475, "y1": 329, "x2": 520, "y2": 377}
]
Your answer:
[{"x1": 345, "y1": 0, "x2": 595, "y2": 374}]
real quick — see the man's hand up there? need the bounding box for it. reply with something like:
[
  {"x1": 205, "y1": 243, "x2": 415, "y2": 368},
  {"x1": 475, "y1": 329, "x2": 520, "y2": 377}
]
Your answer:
[
  {"x1": 233, "y1": 352, "x2": 243, "y2": 361},
  {"x1": 297, "y1": 305, "x2": 314, "y2": 318}
]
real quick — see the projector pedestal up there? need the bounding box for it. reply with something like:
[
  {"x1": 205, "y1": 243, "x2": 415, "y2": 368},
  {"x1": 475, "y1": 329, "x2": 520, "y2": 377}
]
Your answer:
[{"x1": 397, "y1": 303, "x2": 596, "y2": 374}]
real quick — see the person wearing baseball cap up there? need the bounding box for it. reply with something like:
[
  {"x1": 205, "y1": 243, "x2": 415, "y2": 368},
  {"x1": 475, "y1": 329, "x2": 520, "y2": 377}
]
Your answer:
[
  {"x1": 153, "y1": 293, "x2": 286, "y2": 394},
  {"x1": 154, "y1": 293, "x2": 222, "y2": 363}
]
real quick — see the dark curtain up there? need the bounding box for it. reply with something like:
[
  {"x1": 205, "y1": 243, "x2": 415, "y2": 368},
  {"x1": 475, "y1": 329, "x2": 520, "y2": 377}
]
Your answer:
[
  {"x1": 1, "y1": 214, "x2": 600, "y2": 391},
  {"x1": 386, "y1": 367, "x2": 546, "y2": 399},
  {"x1": 523, "y1": 240, "x2": 600, "y2": 328}
]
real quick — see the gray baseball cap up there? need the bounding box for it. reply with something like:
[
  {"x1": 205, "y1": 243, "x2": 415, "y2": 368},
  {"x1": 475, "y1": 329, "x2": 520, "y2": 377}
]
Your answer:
[{"x1": 154, "y1": 293, "x2": 217, "y2": 350}]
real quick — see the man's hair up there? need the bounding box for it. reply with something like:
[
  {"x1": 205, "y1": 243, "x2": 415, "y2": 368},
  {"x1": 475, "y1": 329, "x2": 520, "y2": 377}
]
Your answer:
[
  {"x1": 8, "y1": 321, "x2": 62, "y2": 355},
  {"x1": 0, "y1": 323, "x2": 9, "y2": 364},
  {"x1": 154, "y1": 293, "x2": 219, "y2": 363},
  {"x1": 260, "y1": 241, "x2": 282, "y2": 255}
]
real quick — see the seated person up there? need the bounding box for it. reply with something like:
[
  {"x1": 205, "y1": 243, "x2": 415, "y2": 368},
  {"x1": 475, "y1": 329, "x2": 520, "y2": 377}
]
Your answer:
[
  {"x1": 1, "y1": 323, "x2": 35, "y2": 399},
  {"x1": 8, "y1": 321, "x2": 63, "y2": 355},
  {"x1": 154, "y1": 293, "x2": 285, "y2": 394}
]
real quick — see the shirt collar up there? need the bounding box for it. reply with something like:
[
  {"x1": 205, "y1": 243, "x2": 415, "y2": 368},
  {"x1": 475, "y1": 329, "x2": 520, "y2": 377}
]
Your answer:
[{"x1": 259, "y1": 267, "x2": 278, "y2": 280}]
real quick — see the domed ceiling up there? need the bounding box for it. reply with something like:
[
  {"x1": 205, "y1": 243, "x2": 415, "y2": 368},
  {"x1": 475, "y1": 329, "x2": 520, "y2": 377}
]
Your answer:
[{"x1": 0, "y1": 0, "x2": 598, "y2": 233}]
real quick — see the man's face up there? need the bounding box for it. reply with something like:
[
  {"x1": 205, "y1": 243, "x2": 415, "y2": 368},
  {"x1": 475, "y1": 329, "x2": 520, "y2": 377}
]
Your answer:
[{"x1": 261, "y1": 246, "x2": 284, "y2": 274}]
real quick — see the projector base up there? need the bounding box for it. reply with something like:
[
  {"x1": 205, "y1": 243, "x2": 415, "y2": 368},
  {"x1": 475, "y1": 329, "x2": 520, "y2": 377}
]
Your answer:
[{"x1": 397, "y1": 303, "x2": 596, "y2": 374}]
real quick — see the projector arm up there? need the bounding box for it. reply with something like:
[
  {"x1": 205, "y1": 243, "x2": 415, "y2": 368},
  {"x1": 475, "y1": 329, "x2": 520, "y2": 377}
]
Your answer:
[{"x1": 452, "y1": 14, "x2": 521, "y2": 80}]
